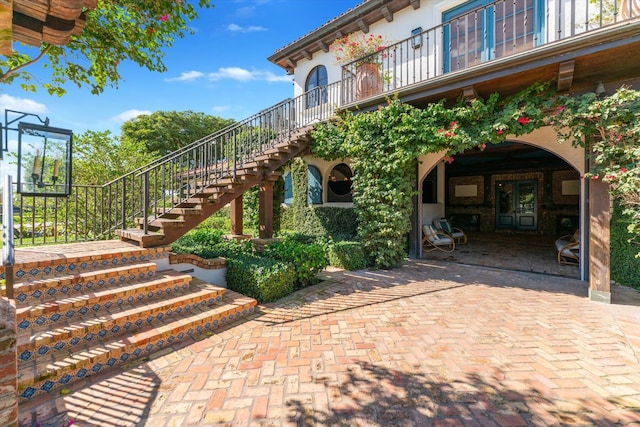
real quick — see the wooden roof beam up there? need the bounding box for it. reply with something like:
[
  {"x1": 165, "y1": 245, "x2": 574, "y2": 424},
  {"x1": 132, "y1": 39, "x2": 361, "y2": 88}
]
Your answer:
[
  {"x1": 320, "y1": 40, "x2": 330, "y2": 52},
  {"x1": 557, "y1": 60, "x2": 575, "y2": 92},
  {"x1": 357, "y1": 18, "x2": 369, "y2": 34},
  {"x1": 381, "y1": 6, "x2": 394, "y2": 22},
  {"x1": 0, "y1": 0, "x2": 12, "y2": 55},
  {"x1": 410, "y1": 0, "x2": 421, "y2": 9}
]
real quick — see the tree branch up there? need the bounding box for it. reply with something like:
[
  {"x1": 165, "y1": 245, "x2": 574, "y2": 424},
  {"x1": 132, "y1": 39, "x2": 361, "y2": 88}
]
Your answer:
[{"x1": 0, "y1": 45, "x2": 52, "y2": 83}]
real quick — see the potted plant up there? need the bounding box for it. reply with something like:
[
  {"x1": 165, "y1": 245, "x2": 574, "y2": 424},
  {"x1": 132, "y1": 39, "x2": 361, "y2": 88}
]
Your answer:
[{"x1": 330, "y1": 33, "x2": 389, "y2": 99}]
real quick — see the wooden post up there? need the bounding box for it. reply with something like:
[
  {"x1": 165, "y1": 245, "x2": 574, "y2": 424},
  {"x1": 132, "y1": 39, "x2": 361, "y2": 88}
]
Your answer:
[
  {"x1": 230, "y1": 196, "x2": 243, "y2": 236},
  {"x1": 259, "y1": 181, "x2": 274, "y2": 239},
  {"x1": 588, "y1": 177, "x2": 611, "y2": 303}
]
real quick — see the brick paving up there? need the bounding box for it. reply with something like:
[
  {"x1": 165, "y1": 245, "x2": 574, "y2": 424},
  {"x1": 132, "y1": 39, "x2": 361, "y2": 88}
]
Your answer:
[{"x1": 19, "y1": 259, "x2": 640, "y2": 427}]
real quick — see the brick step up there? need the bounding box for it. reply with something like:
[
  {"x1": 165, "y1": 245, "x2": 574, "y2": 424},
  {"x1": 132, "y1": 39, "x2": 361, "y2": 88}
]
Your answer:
[
  {"x1": 12, "y1": 262, "x2": 159, "y2": 307},
  {"x1": 16, "y1": 281, "x2": 223, "y2": 364},
  {"x1": 15, "y1": 271, "x2": 192, "y2": 324},
  {"x1": 17, "y1": 290, "x2": 257, "y2": 401}
]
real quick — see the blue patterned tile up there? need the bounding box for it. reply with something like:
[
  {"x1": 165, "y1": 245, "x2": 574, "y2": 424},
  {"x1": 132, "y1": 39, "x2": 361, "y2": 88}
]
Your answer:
[
  {"x1": 43, "y1": 266, "x2": 52, "y2": 274},
  {"x1": 187, "y1": 328, "x2": 194, "y2": 335},
  {"x1": 167, "y1": 309, "x2": 173, "y2": 317},
  {"x1": 249, "y1": 306, "x2": 254, "y2": 313},
  {"x1": 59, "y1": 374, "x2": 72, "y2": 384},
  {"x1": 92, "y1": 261, "x2": 98, "y2": 268},
  {"x1": 76, "y1": 368, "x2": 88, "y2": 378},
  {"x1": 91, "y1": 363, "x2": 103, "y2": 373},
  {"x1": 55, "y1": 265, "x2": 65, "y2": 272},
  {"x1": 127, "y1": 296, "x2": 134, "y2": 303},
  {"x1": 221, "y1": 316, "x2": 227, "y2": 323},
  {"x1": 73, "y1": 284, "x2": 82, "y2": 292},
  {"x1": 205, "y1": 322, "x2": 211, "y2": 329},
  {"x1": 139, "y1": 255, "x2": 146, "y2": 261},
  {"x1": 80, "y1": 262, "x2": 88, "y2": 269},
  {"x1": 120, "y1": 353, "x2": 130, "y2": 362},
  {"x1": 97, "y1": 279, "x2": 105, "y2": 287},
  {"x1": 146, "y1": 316, "x2": 154, "y2": 324},
  {"x1": 112, "y1": 258, "x2": 118, "y2": 265},
  {"x1": 235, "y1": 312, "x2": 241, "y2": 319},
  {"x1": 29, "y1": 268, "x2": 39, "y2": 276},
  {"x1": 84, "y1": 332, "x2": 95, "y2": 341},
  {"x1": 79, "y1": 307, "x2": 88, "y2": 315},
  {"x1": 31, "y1": 290, "x2": 43, "y2": 299},
  {"x1": 185, "y1": 304, "x2": 192, "y2": 311},
  {"x1": 111, "y1": 325, "x2": 120, "y2": 334},
  {"x1": 145, "y1": 344, "x2": 154, "y2": 352},
  {"x1": 156, "y1": 313, "x2": 163, "y2": 320},
  {"x1": 207, "y1": 298, "x2": 215, "y2": 305},
  {"x1": 119, "y1": 276, "x2": 126, "y2": 283},
  {"x1": 167, "y1": 336, "x2": 175, "y2": 344},
  {"x1": 37, "y1": 346, "x2": 50, "y2": 356},
  {"x1": 60, "y1": 285, "x2": 70, "y2": 294},
  {"x1": 104, "y1": 301, "x2": 113, "y2": 309},
  {"x1": 157, "y1": 339, "x2": 165, "y2": 348},
  {"x1": 137, "y1": 294, "x2": 145, "y2": 301},
  {"x1": 147, "y1": 292, "x2": 154, "y2": 299},
  {"x1": 177, "y1": 332, "x2": 185, "y2": 340},
  {"x1": 18, "y1": 320, "x2": 30, "y2": 329},
  {"x1": 98, "y1": 329, "x2": 107, "y2": 338},
  {"x1": 86, "y1": 282, "x2": 93, "y2": 289},
  {"x1": 16, "y1": 293, "x2": 28, "y2": 303},
  {"x1": 123, "y1": 322, "x2": 132, "y2": 330},
  {"x1": 117, "y1": 299, "x2": 124, "y2": 306},
  {"x1": 135, "y1": 319, "x2": 143, "y2": 327},
  {"x1": 214, "y1": 319, "x2": 219, "y2": 327},
  {"x1": 16, "y1": 270, "x2": 26, "y2": 278},
  {"x1": 176, "y1": 307, "x2": 183, "y2": 315},
  {"x1": 20, "y1": 387, "x2": 36, "y2": 399},
  {"x1": 92, "y1": 304, "x2": 101, "y2": 312},
  {"x1": 46, "y1": 288, "x2": 56, "y2": 296},
  {"x1": 107, "y1": 358, "x2": 117, "y2": 367},
  {"x1": 54, "y1": 341, "x2": 65, "y2": 351},
  {"x1": 192, "y1": 302, "x2": 199, "y2": 309},
  {"x1": 65, "y1": 310, "x2": 75, "y2": 318},
  {"x1": 102, "y1": 260, "x2": 109, "y2": 266},
  {"x1": 133, "y1": 348, "x2": 142, "y2": 357},
  {"x1": 217, "y1": 295, "x2": 223, "y2": 302},
  {"x1": 70, "y1": 337, "x2": 80, "y2": 346},
  {"x1": 35, "y1": 316, "x2": 46, "y2": 326},
  {"x1": 68, "y1": 263, "x2": 76, "y2": 271},
  {"x1": 147, "y1": 272, "x2": 154, "y2": 278},
  {"x1": 40, "y1": 380, "x2": 55, "y2": 392},
  {"x1": 129, "y1": 274, "x2": 136, "y2": 281},
  {"x1": 130, "y1": 256, "x2": 137, "y2": 262},
  {"x1": 19, "y1": 350, "x2": 33, "y2": 361},
  {"x1": 121, "y1": 257, "x2": 128, "y2": 263},
  {"x1": 196, "y1": 325, "x2": 203, "y2": 333},
  {"x1": 138, "y1": 272, "x2": 146, "y2": 279}
]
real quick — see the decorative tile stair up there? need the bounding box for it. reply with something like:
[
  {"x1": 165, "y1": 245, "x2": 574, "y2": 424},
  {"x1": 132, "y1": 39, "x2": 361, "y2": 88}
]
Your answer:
[{"x1": 8, "y1": 241, "x2": 257, "y2": 402}]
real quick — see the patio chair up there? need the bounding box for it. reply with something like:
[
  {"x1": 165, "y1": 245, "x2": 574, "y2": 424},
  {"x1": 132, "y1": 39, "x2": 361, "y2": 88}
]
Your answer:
[
  {"x1": 555, "y1": 229, "x2": 580, "y2": 265},
  {"x1": 433, "y1": 218, "x2": 467, "y2": 244},
  {"x1": 422, "y1": 224, "x2": 455, "y2": 253}
]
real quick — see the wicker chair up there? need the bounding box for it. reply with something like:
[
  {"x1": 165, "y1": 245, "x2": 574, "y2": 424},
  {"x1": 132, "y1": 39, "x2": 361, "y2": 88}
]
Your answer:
[
  {"x1": 555, "y1": 229, "x2": 580, "y2": 265},
  {"x1": 422, "y1": 224, "x2": 455, "y2": 253},
  {"x1": 433, "y1": 218, "x2": 467, "y2": 244}
]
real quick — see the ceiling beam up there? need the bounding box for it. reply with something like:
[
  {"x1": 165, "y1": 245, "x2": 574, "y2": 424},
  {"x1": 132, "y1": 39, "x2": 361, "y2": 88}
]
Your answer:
[
  {"x1": 381, "y1": 6, "x2": 393, "y2": 22},
  {"x1": 302, "y1": 49, "x2": 312, "y2": 60},
  {"x1": 357, "y1": 18, "x2": 369, "y2": 33},
  {"x1": 320, "y1": 40, "x2": 330, "y2": 52},
  {"x1": 557, "y1": 60, "x2": 574, "y2": 92},
  {"x1": 410, "y1": 0, "x2": 421, "y2": 9}
]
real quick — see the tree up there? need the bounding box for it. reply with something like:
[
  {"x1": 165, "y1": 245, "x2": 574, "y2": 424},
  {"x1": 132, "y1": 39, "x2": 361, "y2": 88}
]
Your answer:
[
  {"x1": 120, "y1": 110, "x2": 235, "y2": 155},
  {"x1": 73, "y1": 130, "x2": 155, "y2": 185},
  {"x1": 1, "y1": 0, "x2": 212, "y2": 95}
]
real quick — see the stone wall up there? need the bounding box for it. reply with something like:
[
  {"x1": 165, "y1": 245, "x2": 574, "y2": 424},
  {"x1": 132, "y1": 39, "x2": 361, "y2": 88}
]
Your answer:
[{"x1": 0, "y1": 297, "x2": 17, "y2": 427}]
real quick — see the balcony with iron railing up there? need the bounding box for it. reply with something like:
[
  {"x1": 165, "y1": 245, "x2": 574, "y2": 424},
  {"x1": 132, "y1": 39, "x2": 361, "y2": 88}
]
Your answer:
[{"x1": 3, "y1": 0, "x2": 638, "y2": 247}]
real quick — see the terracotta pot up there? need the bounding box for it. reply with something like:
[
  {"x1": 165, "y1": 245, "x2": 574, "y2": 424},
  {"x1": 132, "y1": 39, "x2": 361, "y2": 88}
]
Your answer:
[{"x1": 356, "y1": 63, "x2": 382, "y2": 99}]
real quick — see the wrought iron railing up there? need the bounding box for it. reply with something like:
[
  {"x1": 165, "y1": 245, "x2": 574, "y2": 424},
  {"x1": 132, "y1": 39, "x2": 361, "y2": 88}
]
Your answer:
[
  {"x1": 341, "y1": 0, "x2": 638, "y2": 103},
  {"x1": 3, "y1": 0, "x2": 637, "y2": 246}
]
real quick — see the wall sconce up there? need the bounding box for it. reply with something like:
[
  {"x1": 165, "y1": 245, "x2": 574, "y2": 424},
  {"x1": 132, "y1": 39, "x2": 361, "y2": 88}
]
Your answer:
[
  {"x1": 17, "y1": 122, "x2": 73, "y2": 197},
  {"x1": 594, "y1": 81, "x2": 606, "y2": 96}
]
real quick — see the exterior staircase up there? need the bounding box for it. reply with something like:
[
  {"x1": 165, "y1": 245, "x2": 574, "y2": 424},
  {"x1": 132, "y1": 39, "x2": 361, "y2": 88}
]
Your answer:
[
  {"x1": 116, "y1": 125, "x2": 313, "y2": 248},
  {"x1": 10, "y1": 241, "x2": 256, "y2": 401}
]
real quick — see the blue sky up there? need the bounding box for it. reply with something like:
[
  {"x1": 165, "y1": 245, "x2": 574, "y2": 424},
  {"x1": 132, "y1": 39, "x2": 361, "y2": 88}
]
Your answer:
[{"x1": 1, "y1": 0, "x2": 360, "y2": 137}]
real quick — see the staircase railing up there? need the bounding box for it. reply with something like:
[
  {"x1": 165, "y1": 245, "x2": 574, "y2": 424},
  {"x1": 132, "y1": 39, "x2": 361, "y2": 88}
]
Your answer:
[{"x1": 8, "y1": 80, "x2": 343, "y2": 246}]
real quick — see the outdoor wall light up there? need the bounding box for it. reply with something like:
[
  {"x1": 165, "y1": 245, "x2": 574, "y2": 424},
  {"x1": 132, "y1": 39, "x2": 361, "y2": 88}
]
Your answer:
[{"x1": 17, "y1": 122, "x2": 73, "y2": 197}]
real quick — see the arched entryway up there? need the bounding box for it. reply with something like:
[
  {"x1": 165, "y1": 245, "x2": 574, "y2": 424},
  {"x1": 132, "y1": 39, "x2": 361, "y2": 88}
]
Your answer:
[{"x1": 417, "y1": 133, "x2": 586, "y2": 280}]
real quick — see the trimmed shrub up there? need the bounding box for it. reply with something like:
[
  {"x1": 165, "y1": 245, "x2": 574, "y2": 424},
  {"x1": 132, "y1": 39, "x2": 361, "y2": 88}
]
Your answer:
[
  {"x1": 611, "y1": 202, "x2": 640, "y2": 289},
  {"x1": 263, "y1": 239, "x2": 328, "y2": 288},
  {"x1": 225, "y1": 255, "x2": 296, "y2": 303},
  {"x1": 281, "y1": 205, "x2": 358, "y2": 240},
  {"x1": 329, "y1": 241, "x2": 367, "y2": 270},
  {"x1": 171, "y1": 230, "x2": 252, "y2": 259}
]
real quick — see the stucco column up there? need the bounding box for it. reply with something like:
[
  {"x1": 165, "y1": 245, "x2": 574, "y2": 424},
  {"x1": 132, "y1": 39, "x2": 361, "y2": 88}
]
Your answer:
[
  {"x1": 588, "y1": 177, "x2": 611, "y2": 303},
  {"x1": 230, "y1": 196, "x2": 243, "y2": 236},
  {"x1": 259, "y1": 181, "x2": 274, "y2": 239}
]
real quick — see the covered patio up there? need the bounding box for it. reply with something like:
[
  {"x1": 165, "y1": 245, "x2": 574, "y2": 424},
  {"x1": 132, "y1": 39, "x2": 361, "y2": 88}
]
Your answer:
[{"x1": 422, "y1": 232, "x2": 581, "y2": 279}]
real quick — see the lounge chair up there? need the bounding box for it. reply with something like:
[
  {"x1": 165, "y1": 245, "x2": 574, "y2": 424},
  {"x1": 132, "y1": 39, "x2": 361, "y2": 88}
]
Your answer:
[
  {"x1": 433, "y1": 218, "x2": 467, "y2": 244},
  {"x1": 422, "y1": 224, "x2": 456, "y2": 253},
  {"x1": 555, "y1": 229, "x2": 580, "y2": 265}
]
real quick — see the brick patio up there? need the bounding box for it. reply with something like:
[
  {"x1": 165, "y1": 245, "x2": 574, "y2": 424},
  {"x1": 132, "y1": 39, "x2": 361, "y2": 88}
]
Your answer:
[{"x1": 19, "y1": 259, "x2": 640, "y2": 426}]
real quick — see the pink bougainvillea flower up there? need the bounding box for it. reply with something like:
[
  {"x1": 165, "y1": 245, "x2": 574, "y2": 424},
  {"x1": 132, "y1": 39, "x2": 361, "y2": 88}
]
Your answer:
[
  {"x1": 580, "y1": 175, "x2": 584, "y2": 179},
  {"x1": 449, "y1": 121, "x2": 458, "y2": 129},
  {"x1": 555, "y1": 106, "x2": 566, "y2": 115},
  {"x1": 159, "y1": 14, "x2": 170, "y2": 21},
  {"x1": 478, "y1": 143, "x2": 486, "y2": 151},
  {"x1": 517, "y1": 116, "x2": 529, "y2": 125},
  {"x1": 497, "y1": 129, "x2": 504, "y2": 135},
  {"x1": 443, "y1": 156, "x2": 454, "y2": 164},
  {"x1": 605, "y1": 174, "x2": 616, "y2": 180},
  {"x1": 591, "y1": 175, "x2": 599, "y2": 180},
  {"x1": 620, "y1": 167, "x2": 628, "y2": 173}
]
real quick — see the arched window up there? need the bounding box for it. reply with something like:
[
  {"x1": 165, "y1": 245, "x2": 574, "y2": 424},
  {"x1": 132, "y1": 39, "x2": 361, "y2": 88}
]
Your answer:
[
  {"x1": 305, "y1": 66, "x2": 328, "y2": 108},
  {"x1": 282, "y1": 166, "x2": 323, "y2": 205},
  {"x1": 308, "y1": 165, "x2": 322, "y2": 204},
  {"x1": 327, "y1": 163, "x2": 353, "y2": 203}
]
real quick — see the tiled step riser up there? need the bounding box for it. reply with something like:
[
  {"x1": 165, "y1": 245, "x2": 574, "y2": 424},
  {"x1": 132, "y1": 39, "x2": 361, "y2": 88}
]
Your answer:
[
  {"x1": 18, "y1": 285, "x2": 221, "y2": 361},
  {"x1": 15, "y1": 266, "x2": 159, "y2": 307},
  {"x1": 17, "y1": 274, "x2": 192, "y2": 322},
  {"x1": 19, "y1": 302, "x2": 257, "y2": 401},
  {"x1": 8, "y1": 249, "x2": 169, "y2": 284}
]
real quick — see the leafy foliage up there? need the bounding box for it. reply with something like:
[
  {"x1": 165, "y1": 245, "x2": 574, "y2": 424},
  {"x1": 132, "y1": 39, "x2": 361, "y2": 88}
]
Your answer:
[
  {"x1": 225, "y1": 255, "x2": 296, "y2": 303},
  {"x1": 328, "y1": 241, "x2": 368, "y2": 270},
  {"x1": 1, "y1": 0, "x2": 212, "y2": 95},
  {"x1": 312, "y1": 83, "x2": 640, "y2": 268},
  {"x1": 263, "y1": 239, "x2": 328, "y2": 289},
  {"x1": 281, "y1": 205, "x2": 358, "y2": 241},
  {"x1": 120, "y1": 110, "x2": 235, "y2": 155},
  {"x1": 610, "y1": 202, "x2": 640, "y2": 289}
]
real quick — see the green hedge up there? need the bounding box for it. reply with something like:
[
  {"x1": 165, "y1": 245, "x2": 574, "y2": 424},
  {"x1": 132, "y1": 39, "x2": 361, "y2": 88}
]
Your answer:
[
  {"x1": 281, "y1": 205, "x2": 358, "y2": 241},
  {"x1": 263, "y1": 239, "x2": 328, "y2": 289},
  {"x1": 328, "y1": 241, "x2": 367, "y2": 270},
  {"x1": 226, "y1": 255, "x2": 296, "y2": 303},
  {"x1": 171, "y1": 230, "x2": 252, "y2": 259},
  {"x1": 611, "y1": 203, "x2": 640, "y2": 289}
]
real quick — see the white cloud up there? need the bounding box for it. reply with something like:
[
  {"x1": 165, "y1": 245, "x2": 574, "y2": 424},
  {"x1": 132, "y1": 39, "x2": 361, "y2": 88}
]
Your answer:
[
  {"x1": 165, "y1": 70, "x2": 205, "y2": 82},
  {"x1": 113, "y1": 109, "x2": 152, "y2": 123},
  {"x1": 207, "y1": 67, "x2": 291, "y2": 83},
  {"x1": 0, "y1": 94, "x2": 47, "y2": 114},
  {"x1": 212, "y1": 105, "x2": 231, "y2": 113},
  {"x1": 227, "y1": 23, "x2": 268, "y2": 33}
]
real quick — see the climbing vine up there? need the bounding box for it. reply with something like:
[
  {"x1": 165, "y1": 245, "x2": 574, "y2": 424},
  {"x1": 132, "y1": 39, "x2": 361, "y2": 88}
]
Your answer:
[{"x1": 312, "y1": 83, "x2": 640, "y2": 268}]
